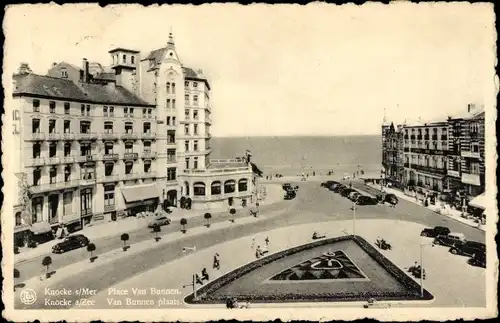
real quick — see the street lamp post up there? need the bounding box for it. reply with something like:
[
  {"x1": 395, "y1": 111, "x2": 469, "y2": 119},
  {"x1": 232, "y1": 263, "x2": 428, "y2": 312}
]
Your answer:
[
  {"x1": 352, "y1": 201, "x2": 356, "y2": 236},
  {"x1": 183, "y1": 274, "x2": 198, "y2": 301}
]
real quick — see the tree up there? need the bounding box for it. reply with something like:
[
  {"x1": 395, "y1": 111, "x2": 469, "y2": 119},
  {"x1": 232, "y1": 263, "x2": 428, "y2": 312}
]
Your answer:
[
  {"x1": 121, "y1": 233, "x2": 130, "y2": 251},
  {"x1": 204, "y1": 213, "x2": 212, "y2": 227},
  {"x1": 180, "y1": 218, "x2": 187, "y2": 233},
  {"x1": 42, "y1": 256, "x2": 52, "y2": 278},
  {"x1": 229, "y1": 208, "x2": 236, "y2": 222},
  {"x1": 18, "y1": 173, "x2": 33, "y2": 244},
  {"x1": 87, "y1": 243, "x2": 96, "y2": 262},
  {"x1": 153, "y1": 224, "x2": 161, "y2": 242}
]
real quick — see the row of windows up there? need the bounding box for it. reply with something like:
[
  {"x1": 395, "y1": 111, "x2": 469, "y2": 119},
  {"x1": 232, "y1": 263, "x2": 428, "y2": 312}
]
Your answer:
[
  {"x1": 113, "y1": 54, "x2": 135, "y2": 65},
  {"x1": 32, "y1": 140, "x2": 158, "y2": 159},
  {"x1": 185, "y1": 94, "x2": 199, "y2": 105},
  {"x1": 32, "y1": 99, "x2": 150, "y2": 118},
  {"x1": 32, "y1": 119, "x2": 154, "y2": 134},
  {"x1": 25, "y1": 190, "x2": 91, "y2": 224},
  {"x1": 192, "y1": 179, "x2": 248, "y2": 196},
  {"x1": 184, "y1": 124, "x2": 199, "y2": 135},
  {"x1": 404, "y1": 127, "x2": 448, "y2": 135}
]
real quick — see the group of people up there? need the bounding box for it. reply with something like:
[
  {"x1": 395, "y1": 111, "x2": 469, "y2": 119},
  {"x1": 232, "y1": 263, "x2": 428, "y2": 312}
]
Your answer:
[{"x1": 252, "y1": 237, "x2": 270, "y2": 259}]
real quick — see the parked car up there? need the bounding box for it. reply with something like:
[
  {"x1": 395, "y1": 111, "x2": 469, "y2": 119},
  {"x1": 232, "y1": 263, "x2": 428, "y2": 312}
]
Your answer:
[
  {"x1": 321, "y1": 181, "x2": 338, "y2": 188},
  {"x1": 433, "y1": 232, "x2": 466, "y2": 247},
  {"x1": 449, "y1": 240, "x2": 486, "y2": 257},
  {"x1": 333, "y1": 185, "x2": 346, "y2": 193},
  {"x1": 52, "y1": 234, "x2": 90, "y2": 253},
  {"x1": 349, "y1": 192, "x2": 361, "y2": 201},
  {"x1": 420, "y1": 226, "x2": 451, "y2": 238},
  {"x1": 468, "y1": 251, "x2": 486, "y2": 268},
  {"x1": 284, "y1": 190, "x2": 296, "y2": 200},
  {"x1": 356, "y1": 196, "x2": 378, "y2": 205},
  {"x1": 282, "y1": 183, "x2": 292, "y2": 191},
  {"x1": 148, "y1": 216, "x2": 172, "y2": 228},
  {"x1": 341, "y1": 189, "x2": 355, "y2": 197}
]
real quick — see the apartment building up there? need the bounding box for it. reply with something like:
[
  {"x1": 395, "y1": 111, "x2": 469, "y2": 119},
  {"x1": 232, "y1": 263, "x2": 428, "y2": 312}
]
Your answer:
[
  {"x1": 401, "y1": 120, "x2": 450, "y2": 194},
  {"x1": 135, "y1": 32, "x2": 253, "y2": 209},
  {"x1": 13, "y1": 33, "x2": 254, "y2": 245},
  {"x1": 446, "y1": 104, "x2": 485, "y2": 203},
  {"x1": 381, "y1": 122, "x2": 404, "y2": 187},
  {"x1": 381, "y1": 103, "x2": 485, "y2": 205},
  {"x1": 12, "y1": 63, "x2": 160, "y2": 246}
]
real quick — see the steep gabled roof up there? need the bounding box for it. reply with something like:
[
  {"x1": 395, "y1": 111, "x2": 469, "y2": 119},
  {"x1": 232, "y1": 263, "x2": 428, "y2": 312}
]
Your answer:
[{"x1": 13, "y1": 73, "x2": 152, "y2": 106}]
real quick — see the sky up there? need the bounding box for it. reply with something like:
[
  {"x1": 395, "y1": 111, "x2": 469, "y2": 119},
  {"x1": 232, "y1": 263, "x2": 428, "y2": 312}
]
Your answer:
[{"x1": 4, "y1": 3, "x2": 497, "y2": 137}]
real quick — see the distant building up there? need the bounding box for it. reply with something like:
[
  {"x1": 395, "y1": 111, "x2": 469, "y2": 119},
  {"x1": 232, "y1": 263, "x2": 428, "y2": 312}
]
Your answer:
[
  {"x1": 381, "y1": 103, "x2": 485, "y2": 203},
  {"x1": 381, "y1": 122, "x2": 404, "y2": 187}
]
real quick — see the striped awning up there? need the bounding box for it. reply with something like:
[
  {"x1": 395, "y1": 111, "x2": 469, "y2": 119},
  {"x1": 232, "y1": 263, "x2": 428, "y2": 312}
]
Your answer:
[
  {"x1": 122, "y1": 183, "x2": 160, "y2": 203},
  {"x1": 469, "y1": 193, "x2": 486, "y2": 210},
  {"x1": 30, "y1": 221, "x2": 53, "y2": 235}
]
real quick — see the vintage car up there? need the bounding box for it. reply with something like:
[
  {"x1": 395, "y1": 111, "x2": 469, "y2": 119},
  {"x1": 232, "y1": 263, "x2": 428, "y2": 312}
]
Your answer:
[
  {"x1": 449, "y1": 240, "x2": 486, "y2": 257},
  {"x1": 52, "y1": 234, "x2": 90, "y2": 254},
  {"x1": 148, "y1": 215, "x2": 172, "y2": 228},
  {"x1": 420, "y1": 226, "x2": 451, "y2": 238},
  {"x1": 433, "y1": 232, "x2": 466, "y2": 247}
]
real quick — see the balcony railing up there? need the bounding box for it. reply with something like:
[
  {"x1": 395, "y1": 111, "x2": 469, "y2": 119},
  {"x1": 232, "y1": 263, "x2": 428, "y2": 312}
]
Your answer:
[
  {"x1": 98, "y1": 174, "x2": 120, "y2": 183},
  {"x1": 79, "y1": 177, "x2": 96, "y2": 186},
  {"x1": 30, "y1": 132, "x2": 45, "y2": 141},
  {"x1": 123, "y1": 152, "x2": 138, "y2": 160},
  {"x1": 142, "y1": 151, "x2": 157, "y2": 159},
  {"x1": 461, "y1": 151, "x2": 481, "y2": 159},
  {"x1": 62, "y1": 133, "x2": 75, "y2": 140},
  {"x1": 102, "y1": 153, "x2": 119, "y2": 161},
  {"x1": 61, "y1": 156, "x2": 75, "y2": 164},
  {"x1": 76, "y1": 155, "x2": 94, "y2": 163},
  {"x1": 121, "y1": 173, "x2": 141, "y2": 181},
  {"x1": 29, "y1": 180, "x2": 79, "y2": 194},
  {"x1": 46, "y1": 157, "x2": 61, "y2": 165},
  {"x1": 142, "y1": 171, "x2": 158, "y2": 179},
  {"x1": 462, "y1": 173, "x2": 481, "y2": 186},
  {"x1": 77, "y1": 132, "x2": 98, "y2": 140},
  {"x1": 167, "y1": 156, "x2": 176, "y2": 163},
  {"x1": 141, "y1": 132, "x2": 156, "y2": 140},
  {"x1": 47, "y1": 133, "x2": 61, "y2": 141},
  {"x1": 447, "y1": 169, "x2": 461, "y2": 178},
  {"x1": 406, "y1": 164, "x2": 447, "y2": 175},
  {"x1": 121, "y1": 132, "x2": 138, "y2": 140},
  {"x1": 100, "y1": 132, "x2": 118, "y2": 141},
  {"x1": 28, "y1": 158, "x2": 45, "y2": 166}
]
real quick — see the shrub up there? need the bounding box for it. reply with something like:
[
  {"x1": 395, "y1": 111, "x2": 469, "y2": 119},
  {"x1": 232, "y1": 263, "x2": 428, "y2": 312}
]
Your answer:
[
  {"x1": 153, "y1": 224, "x2": 161, "y2": 241},
  {"x1": 204, "y1": 213, "x2": 212, "y2": 227},
  {"x1": 42, "y1": 256, "x2": 52, "y2": 277},
  {"x1": 121, "y1": 233, "x2": 130, "y2": 250},
  {"x1": 180, "y1": 218, "x2": 187, "y2": 233},
  {"x1": 87, "y1": 243, "x2": 96, "y2": 257},
  {"x1": 229, "y1": 208, "x2": 236, "y2": 222}
]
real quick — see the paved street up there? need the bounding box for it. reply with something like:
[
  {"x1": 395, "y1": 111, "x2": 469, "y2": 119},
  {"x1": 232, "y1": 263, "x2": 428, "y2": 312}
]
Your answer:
[{"x1": 14, "y1": 180, "x2": 486, "y2": 309}]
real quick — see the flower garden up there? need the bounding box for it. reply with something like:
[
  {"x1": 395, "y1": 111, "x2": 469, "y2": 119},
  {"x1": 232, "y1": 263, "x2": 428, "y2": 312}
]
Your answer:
[{"x1": 185, "y1": 235, "x2": 434, "y2": 304}]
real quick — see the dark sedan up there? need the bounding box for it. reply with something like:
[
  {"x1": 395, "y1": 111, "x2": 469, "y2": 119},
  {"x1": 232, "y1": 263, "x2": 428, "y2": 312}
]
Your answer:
[
  {"x1": 449, "y1": 241, "x2": 486, "y2": 257},
  {"x1": 341, "y1": 188, "x2": 355, "y2": 197},
  {"x1": 356, "y1": 196, "x2": 378, "y2": 205},
  {"x1": 52, "y1": 234, "x2": 90, "y2": 254},
  {"x1": 420, "y1": 226, "x2": 451, "y2": 238}
]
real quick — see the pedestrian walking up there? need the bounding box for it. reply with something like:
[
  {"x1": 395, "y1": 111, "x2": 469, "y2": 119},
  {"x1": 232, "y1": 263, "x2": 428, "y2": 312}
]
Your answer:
[
  {"x1": 213, "y1": 253, "x2": 220, "y2": 270},
  {"x1": 265, "y1": 236, "x2": 269, "y2": 247}
]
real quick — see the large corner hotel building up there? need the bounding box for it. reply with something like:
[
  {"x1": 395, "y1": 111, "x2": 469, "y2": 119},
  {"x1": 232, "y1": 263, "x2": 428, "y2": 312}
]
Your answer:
[{"x1": 12, "y1": 34, "x2": 253, "y2": 245}]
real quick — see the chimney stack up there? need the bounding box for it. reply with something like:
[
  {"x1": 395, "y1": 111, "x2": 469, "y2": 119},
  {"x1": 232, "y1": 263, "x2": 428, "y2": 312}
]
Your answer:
[{"x1": 82, "y1": 58, "x2": 89, "y2": 82}]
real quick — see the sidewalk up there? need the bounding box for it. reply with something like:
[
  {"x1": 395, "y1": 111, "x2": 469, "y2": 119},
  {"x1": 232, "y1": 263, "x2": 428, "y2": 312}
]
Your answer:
[
  {"x1": 14, "y1": 183, "x2": 284, "y2": 263},
  {"x1": 365, "y1": 183, "x2": 485, "y2": 232},
  {"x1": 13, "y1": 210, "x2": 287, "y2": 309}
]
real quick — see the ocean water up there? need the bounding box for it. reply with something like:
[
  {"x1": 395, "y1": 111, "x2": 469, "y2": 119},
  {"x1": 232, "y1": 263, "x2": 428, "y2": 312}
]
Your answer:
[{"x1": 210, "y1": 135, "x2": 383, "y2": 177}]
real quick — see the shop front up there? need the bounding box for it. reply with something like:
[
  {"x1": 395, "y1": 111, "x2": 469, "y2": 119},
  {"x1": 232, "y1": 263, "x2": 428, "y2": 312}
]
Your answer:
[
  {"x1": 468, "y1": 193, "x2": 487, "y2": 224},
  {"x1": 29, "y1": 221, "x2": 55, "y2": 245},
  {"x1": 122, "y1": 183, "x2": 160, "y2": 217}
]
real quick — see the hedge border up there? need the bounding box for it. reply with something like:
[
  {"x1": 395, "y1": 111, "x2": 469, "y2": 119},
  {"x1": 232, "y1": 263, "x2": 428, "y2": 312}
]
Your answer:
[{"x1": 185, "y1": 235, "x2": 434, "y2": 304}]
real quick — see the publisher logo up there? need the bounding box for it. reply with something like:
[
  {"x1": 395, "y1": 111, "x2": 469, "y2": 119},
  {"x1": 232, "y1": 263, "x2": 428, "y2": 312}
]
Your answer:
[{"x1": 20, "y1": 289, "x2": 37, "y2": 305}]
